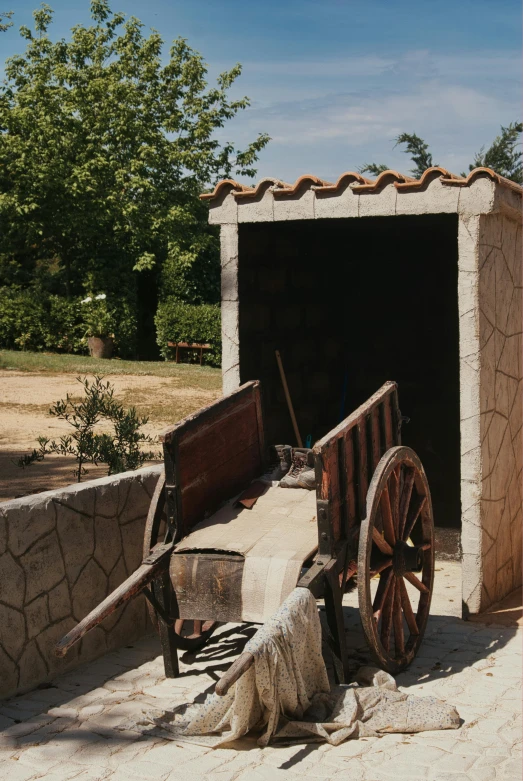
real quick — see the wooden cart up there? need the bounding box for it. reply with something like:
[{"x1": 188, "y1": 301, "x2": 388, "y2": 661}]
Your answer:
[{"x1": 56, "y1": 380, "x2": 434, "y2": 682}]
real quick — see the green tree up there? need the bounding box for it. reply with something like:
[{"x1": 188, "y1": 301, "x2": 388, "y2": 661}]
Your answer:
[
  {"x1": 360, "y1": 123, "x2": 522, "y2": 184},
  {"x1": 0, "y1": 11, "x2": 12, "y2": 32},
  {"x1": 0, "y1": 1, "x2": 269, "y2": 354},
  {"x1": 468, "y1": 122, "x2": 523, "y2": 183}
]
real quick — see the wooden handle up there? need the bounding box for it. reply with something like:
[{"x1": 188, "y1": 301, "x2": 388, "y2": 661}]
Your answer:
[
  {"x1": 275, "y1": 350, "x2": 303, "y2": 447},
  {"x1": 54, "y1": 550, "x2": 170, "y2": 657},
  {"x1": 215, "y1": 652, "x2": 255, "y2": 696}
]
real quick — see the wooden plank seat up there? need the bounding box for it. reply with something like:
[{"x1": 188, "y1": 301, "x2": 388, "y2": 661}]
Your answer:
[
  {"x1": 167, "y1": 341, "x2": 212, "y2": 365},
  {"x1": 170, "y1": 483, "x2": 318, "y2": 624}
]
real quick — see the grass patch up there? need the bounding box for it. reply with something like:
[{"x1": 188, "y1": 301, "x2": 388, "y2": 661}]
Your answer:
[{"x1": 0, "y1": 350, "x2": 222, "y2": 392}]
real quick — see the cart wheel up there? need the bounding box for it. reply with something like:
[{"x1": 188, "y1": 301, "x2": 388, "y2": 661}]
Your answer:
[
  {"x1": 143, "y1": 470, "x2": 218, "y2": 651},
  {"x1": 358, "y1": 446, "x2": 434, "y2": 674}
]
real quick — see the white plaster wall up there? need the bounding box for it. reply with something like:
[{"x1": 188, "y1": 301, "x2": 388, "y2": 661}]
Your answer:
[
  {"x1": 457, "y1": 215, "x2": 483, "y2": 615},
  {"x1": 220, "y1": 223, "x2": 240, "y2": 394}
]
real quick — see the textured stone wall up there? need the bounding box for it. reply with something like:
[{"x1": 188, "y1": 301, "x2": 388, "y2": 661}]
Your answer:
[
  {"x1": 0, "y1": 465, "x2": 163, "y2": 699},
  {"x1": 478, "y1": 214, "x2": 522, "y2": 609},
  {"x1": 459, "y1": 213, "x2": 522, "y2": 614}
]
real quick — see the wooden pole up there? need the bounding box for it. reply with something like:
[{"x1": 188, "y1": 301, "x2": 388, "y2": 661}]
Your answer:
[
  {"x1": 54, "y1": 550, "x2": 171, "y2": 657},
  {"x1": 275, "y1": 350, "x2": 303, "y2": 447},
  {"x1": 215, "y1": 651, "x2": 254, "y2": 696}
]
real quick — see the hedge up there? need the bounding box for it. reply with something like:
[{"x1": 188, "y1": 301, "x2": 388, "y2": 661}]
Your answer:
[
  {"x1": 155, "y1": 299, "x2": 221, "y2": 366},
  {"x1": 0, "y1": 287, "x2": 137, "y2": 357},
  {"x1": 0, "y1": 287, "x2": 86, "y2": 354}
]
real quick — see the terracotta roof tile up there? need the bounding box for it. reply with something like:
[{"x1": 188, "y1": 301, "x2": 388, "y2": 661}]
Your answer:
[
  {"x1": 271, "y1": 173, "x2": 333, "y2": 196},
  {"x1": 439, "y1": 166, "x2": 522, "y2": 194},
  {"x1": 312, "y1": 171, "x2": 371, "y2": 193},
  {"x1": 234, "y1": 177, "x2": 290, "y2": 199},
  {"x1": 200, "y1": 167, "x2": 522, "y2": 202},
  {"x1": 199, "y1": 179, "x2": 251, "y2": 201},
  {"x1": 349, "y1": 169, "x2": 417, "y2": 193},
  {"x1": 394, "y1": 166, "x2": 458, "y2": 191}
]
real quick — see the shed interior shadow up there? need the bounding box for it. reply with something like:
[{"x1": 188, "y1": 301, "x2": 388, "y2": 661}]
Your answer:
[{"x1": 238, "y1": 214, "x2": 461, "y2": 529}]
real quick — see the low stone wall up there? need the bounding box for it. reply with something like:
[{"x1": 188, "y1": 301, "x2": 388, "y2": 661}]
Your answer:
[{"x1": 0, "y1": 464, "x2": 163, "y2": 699}]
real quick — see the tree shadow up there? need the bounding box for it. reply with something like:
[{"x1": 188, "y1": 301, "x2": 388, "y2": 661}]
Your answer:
[{"x1": 0, "y1": 448, "x2": 107, "y2": 502}]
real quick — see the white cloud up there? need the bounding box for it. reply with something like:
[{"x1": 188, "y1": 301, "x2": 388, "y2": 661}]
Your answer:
[
  {"x1": 214, "y1": 48, "x2": 521, "y2": 182},
  {"x1": 236, "y1": 55, "x2": 397, "y2": 79}
]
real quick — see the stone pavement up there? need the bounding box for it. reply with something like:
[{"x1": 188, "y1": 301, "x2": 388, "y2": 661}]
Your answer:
[{"x1": 0, "y1": 560, "x2": 521, "y2": 781}]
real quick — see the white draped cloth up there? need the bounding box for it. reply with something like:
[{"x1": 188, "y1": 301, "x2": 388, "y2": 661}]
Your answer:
[{"x1": 131, "y1": 588, "x2": 460, "y2": 747}]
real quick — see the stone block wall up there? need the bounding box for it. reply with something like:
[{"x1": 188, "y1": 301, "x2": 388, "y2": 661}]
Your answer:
[{"x1": 0, "y1": 465, "x2": 163, "y2": 699}]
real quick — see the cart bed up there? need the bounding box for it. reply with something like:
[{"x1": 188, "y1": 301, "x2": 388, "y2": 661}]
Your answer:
[{"x1": 171, "y1": 483, "x2": 317, "y2": 623}]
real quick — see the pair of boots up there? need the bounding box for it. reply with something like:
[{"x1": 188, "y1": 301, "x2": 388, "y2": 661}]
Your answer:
[{"x1": 273, "y1": 444, "x2": 316, "y2": 490}]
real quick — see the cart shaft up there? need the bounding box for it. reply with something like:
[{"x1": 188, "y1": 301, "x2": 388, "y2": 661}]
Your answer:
[{"x1": 55, "y1": 545, "x2": 172, "y2": 657}]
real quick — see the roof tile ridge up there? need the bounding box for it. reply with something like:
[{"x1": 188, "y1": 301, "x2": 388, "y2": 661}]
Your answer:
[
  {"x1": 200, "y1": 179, "x2": 254, "y2": 201},
  {"x1": 273, "y1": 174, "x2": 333, "y2": 196},
  {"x1": 234, "y1": 177, "x2": 291, "y2": 199},
  {"x1": 351, "y1": 169, "x2": 416, "y2": 193},
  {"x1": 395, "y1": 166, "x2": 457, "y2": 191},
  {"x1": 314, "y1": 171, "x2": 371, "y2": 194},
  {"x1": 440, "y1": 167, "x2": 522, "y2": 194}
]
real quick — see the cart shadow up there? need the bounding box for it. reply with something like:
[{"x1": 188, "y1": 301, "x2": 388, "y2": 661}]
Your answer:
[
  {"x1": 0, "y1": 607, "x2": 515, "y2": 763},
  {"x1": 340, "y1": 603, "x2": 519, "y2": 687},
  {"x1": 180, "y1": 623, "x2": 257, "y2": 668}
]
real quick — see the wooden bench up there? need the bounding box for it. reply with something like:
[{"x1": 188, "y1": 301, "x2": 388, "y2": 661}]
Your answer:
[{"x1": 167, "y1": 341, "x2": 212, "y2": 366}]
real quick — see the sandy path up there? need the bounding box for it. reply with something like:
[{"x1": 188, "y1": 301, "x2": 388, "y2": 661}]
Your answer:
[{"x1": 0, "y1": 371, "x2": 221, "y2": 502}]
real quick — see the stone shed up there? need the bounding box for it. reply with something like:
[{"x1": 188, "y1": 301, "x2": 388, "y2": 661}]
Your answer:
[{"x1": 201, "y1": 166, "x2": 522, "y2": 617}]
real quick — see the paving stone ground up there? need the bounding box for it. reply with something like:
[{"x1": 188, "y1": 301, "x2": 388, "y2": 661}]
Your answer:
[{"x1": 0, "y1": 560, "x2": 521, "y2": 781}]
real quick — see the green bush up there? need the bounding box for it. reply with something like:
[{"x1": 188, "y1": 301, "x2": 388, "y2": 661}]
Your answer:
[
  {"x1": 0, "y1": 286, "x2": 137, "y2": 356},
  {"x1": 0, "y1": 287, "x2": 44, "y2": 351},
  {"x1": 155, "y1": 299, "x2": 221, "y2": 366},
  {"x1": 0, "y1": 287, "x2": 86, "y2": 353},
  {"x1": 47, "y1": 295, "x2": 86, "y2": 353}
]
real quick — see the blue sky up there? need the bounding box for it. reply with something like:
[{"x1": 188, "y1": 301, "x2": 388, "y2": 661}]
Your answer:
[{"x1": 1, "y1": 0, "x2": 521, "y2": 183}]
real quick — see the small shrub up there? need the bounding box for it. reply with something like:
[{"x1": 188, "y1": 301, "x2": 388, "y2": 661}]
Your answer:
[
  {"x1": 155, "y1": 299, "x2": 221, "y2": 366},
  {"x1": 18, "y1": 375, "x2": 159, "y2": 481}
]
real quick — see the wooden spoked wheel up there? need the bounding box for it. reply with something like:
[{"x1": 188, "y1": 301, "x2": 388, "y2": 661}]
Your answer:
[
  {"x1": 143, "y1": 470, "x2": 217, "y2": 651},
  {"x1": 358, "y1": 446, "x2": 434, "y2": 674}
]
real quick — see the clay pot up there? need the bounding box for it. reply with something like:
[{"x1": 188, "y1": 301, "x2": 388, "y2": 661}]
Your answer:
[{"x1": 87, "y1": 336, "x2": 114, "y2": 359}]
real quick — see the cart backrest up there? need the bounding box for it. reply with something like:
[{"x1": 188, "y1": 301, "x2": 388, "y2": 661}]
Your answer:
[
  {"x1": 159, "y1": 381, "x2": 266, "y2": 538},
  {"x1": 313, "y1": 381, "x2": 401, "y2": 549}
]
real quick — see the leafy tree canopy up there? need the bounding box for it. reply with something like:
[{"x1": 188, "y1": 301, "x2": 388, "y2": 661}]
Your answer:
[
  {"x1": 468, "y1": 122, "x2": 522, "y2": 183},
  {"x1": 0, "y1": 1, "x2": 269, "y2": 349},
  {"x1": 360, "y1": 123, "x2": 522, "y2": 184},
  {"x1": 0, "y1": 10, "x2": 12, "y2": 32}
]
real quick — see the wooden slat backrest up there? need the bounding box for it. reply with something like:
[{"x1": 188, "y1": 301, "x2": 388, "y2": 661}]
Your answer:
[
  {"x1": 159, "y1": 381, "x2": 266, "y2": 538},
  {"x1": 313, "y1": 382, "x2": 400, "y2": 548}
]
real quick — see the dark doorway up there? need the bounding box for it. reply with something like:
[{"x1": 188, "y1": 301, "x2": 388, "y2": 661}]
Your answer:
[{"x1": 238, "y1": 214, "x2": 461, "y2": 528}]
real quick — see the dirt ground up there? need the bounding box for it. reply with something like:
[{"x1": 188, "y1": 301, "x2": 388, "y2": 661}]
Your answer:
[{"x1": 0, "y1": 371, "x2": 221, "y2": 502}]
